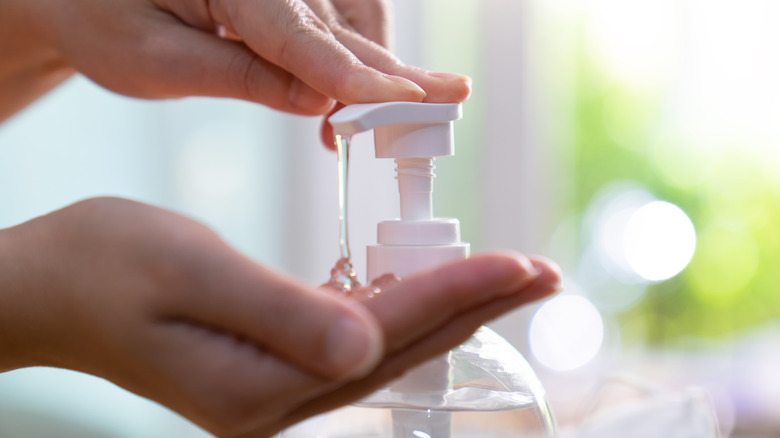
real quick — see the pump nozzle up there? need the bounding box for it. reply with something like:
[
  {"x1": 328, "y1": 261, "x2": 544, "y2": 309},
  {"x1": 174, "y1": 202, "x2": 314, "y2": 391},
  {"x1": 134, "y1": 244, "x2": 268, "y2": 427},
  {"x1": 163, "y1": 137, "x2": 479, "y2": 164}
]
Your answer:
[
  {"x1": 329, "y1": 102, "x2": 461, "y2": 137},
  {"x1": 329, "y1": 102, "x2": 461, "y2": 158}
]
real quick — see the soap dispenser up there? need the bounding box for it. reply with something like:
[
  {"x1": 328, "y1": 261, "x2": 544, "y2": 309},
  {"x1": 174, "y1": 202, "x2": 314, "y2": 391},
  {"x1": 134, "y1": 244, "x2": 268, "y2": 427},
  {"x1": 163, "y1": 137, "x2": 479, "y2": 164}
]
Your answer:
[{"x1": 281, "y1": 102, "x2": 556, "y2": 438}]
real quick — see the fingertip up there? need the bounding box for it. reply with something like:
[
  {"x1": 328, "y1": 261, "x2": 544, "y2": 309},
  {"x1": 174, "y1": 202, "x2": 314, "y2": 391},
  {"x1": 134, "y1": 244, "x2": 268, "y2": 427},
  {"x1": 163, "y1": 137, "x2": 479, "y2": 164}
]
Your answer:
[
  {"x1": 470, "y1": 253, "x2": 563, "y2": 304},
  {"x1": 321, "y1": 122, "x2": 336, "y2": 150},
  {"x1": 464, "y1": 252, "x2": 542, "y2": 296},
  {"x1": 521, "y1": 256, "x2": 564, "y2": 303},
  {"x1": 422, "y1": 72, "x2": 472, "y2": 103},
  {"x1": 320, "y1": 104, "x2": 345, "y2": 150},
  {"x1": 493, "y1": 251, "x2": 543, "y2": 277},
  {"x1": 323, "y1": 302, "x2": 384, "y2": 380},
  {"x1": 529, "y1": 255, "x2": 563, "y2": 288}
]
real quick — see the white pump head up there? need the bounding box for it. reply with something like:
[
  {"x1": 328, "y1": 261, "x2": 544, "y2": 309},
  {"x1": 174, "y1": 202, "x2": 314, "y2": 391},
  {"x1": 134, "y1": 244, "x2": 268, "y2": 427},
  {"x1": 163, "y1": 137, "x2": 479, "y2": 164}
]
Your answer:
[
  {"x1": 329, "y1": 102, "x2": 463, "y2": 222},
  {"x1": 329, "y1": 102, "x2": 461, "y2": 158},
  {"x1": 328, "y1": 102, "x2": 469, "y2": 282}
]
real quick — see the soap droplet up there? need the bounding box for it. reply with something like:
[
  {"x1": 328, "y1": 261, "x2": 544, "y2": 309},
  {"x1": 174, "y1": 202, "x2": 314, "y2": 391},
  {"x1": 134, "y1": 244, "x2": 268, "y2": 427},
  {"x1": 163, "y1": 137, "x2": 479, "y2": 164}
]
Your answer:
[
  {"x1": 323, "y1": 257, "x2": 362, "y2": 294},
  {"x1": 322, "y1": 260, "x2": 403, "y2": 299},
  {"x1": 369, "y1": 273, "x2": 402, "y2": 294}
]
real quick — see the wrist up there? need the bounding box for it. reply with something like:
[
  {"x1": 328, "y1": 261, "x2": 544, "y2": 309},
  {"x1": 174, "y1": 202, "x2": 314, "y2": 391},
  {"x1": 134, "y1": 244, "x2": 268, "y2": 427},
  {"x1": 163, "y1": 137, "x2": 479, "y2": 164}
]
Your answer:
[
  {"x1": 0, "y1": 223, "x2": 66, "y2": 372},
  {"x1": 0, "y1": 0, "x2": 74, "y2": 122},
  {"x1": 0, "y1": 227, "x2": 29, "y2": 371}
]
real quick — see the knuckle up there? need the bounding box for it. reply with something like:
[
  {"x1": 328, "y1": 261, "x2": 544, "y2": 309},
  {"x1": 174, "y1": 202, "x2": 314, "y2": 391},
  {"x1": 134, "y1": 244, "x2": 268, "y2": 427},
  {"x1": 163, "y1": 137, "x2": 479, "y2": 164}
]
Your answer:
[
  {"x1": 329, "y1": 61, "x2": 359, "y2": 99},
  {"x1": 225, "y1": 50, "x2": 288, "y2": 110},
  {"x1": 327, "y1": 17, "x2": 353, "y2": 39},
  {"x1": 278, "y1": 14, "x2": 332, "y2": 70},
  {"x1": 226, "y1": 50, "x2": 260, "y2": 99},
  {"x1": 289, "y1": 12, "x2": 330, "y2": 37}
]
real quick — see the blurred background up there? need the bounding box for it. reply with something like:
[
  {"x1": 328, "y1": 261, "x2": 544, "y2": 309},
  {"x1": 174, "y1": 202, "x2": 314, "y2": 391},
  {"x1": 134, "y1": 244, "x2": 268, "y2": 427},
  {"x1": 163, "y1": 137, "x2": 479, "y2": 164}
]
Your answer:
[{"x1": 2, "y1": 0, "x2": 780, "y2": 436}]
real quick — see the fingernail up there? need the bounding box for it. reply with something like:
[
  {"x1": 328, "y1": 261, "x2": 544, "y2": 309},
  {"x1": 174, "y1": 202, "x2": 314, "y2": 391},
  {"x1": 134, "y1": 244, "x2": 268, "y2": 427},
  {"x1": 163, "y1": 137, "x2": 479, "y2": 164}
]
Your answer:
[
  {"x1": 427, "y1": 71, "x2": 472, "y2": 85},
  {"x1": 489, "y1": 252, "x2": 543, "y2": 296},
  {"x1": 493, "y1": 251, "x2": 543, "y2": 278},
  {"x1": 520, "y1": 257, "x2": 543, "y2": 279},
  {"x1": 533, "y1": 255, "x2": 563, "y2": 281},
  {"x1": 530, "y1": 256, "x2": 564, "y2": 296},
  {"x1": 424, "y1": 72, "x2": 472, "y2": 102},
  {"x1": 381, "y1": 74, "x2": 426, "y2": 99},
  {"x1": 326, "y1": 315, "x2": 381, "y2": 379}
]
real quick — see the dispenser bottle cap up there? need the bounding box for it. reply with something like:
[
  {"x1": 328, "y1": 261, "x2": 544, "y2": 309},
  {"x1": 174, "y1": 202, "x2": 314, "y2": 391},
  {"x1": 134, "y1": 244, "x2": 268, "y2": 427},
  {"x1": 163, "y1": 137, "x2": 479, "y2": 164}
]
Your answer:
[
  {"x1": 330, "y1": 102, "x2": 462, "y2": 158},
  {"x1": 329, "y1": 102, "x2": 462, "y2": 136}
]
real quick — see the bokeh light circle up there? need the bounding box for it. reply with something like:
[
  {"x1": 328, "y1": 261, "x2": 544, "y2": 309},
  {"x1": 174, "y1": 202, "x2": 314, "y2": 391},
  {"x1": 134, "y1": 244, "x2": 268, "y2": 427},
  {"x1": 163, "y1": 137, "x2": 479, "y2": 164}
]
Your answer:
[
  {"x1": 529, "y1": 295, "x2": 604, "y2": 371},
  {"x1": 623, "y1": 201, "x2": 696, "y2": 281}
]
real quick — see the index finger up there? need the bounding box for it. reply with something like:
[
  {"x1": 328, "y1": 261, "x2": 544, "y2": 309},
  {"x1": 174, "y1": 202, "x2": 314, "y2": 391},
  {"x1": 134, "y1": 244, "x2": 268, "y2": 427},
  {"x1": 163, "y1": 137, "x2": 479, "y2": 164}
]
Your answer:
[
  {"x1": 216, "y1": 0, "x2": 425, "y2": 104},
  {"x1": 364, "y1": 253, "x2": 557, "y2": 352}
]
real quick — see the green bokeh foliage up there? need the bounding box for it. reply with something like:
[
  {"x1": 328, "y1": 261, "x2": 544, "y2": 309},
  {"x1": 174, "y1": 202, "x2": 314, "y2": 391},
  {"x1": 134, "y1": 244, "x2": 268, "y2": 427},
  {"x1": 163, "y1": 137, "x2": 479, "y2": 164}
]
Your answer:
[{"x1": 573, "y1": 48, "x2": 780, "y2": 344}]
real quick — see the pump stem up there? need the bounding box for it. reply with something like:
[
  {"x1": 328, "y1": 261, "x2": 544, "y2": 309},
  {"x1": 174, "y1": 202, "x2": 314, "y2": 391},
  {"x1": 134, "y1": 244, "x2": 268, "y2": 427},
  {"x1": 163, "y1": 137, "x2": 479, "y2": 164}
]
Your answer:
[{"x1": 396, "y1": 157, "x2": 435, "y2": 221}]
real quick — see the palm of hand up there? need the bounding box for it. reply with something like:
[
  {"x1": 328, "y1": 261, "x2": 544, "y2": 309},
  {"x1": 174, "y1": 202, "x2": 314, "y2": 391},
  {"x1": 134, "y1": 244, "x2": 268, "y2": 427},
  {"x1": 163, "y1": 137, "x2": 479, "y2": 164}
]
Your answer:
[{"x1": 0, "y1": 197, "x2": 559, "y2": 437}]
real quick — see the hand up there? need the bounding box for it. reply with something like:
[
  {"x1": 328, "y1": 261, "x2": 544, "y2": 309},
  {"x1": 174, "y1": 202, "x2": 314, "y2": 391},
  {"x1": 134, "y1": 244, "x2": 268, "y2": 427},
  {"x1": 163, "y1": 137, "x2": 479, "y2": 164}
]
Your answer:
[
  {"x1": 0, "y1": 197, "x2": 560, "y2": 437},
  {"x1": 0, "y1": 0, "x2": 471, "y2": 124}
]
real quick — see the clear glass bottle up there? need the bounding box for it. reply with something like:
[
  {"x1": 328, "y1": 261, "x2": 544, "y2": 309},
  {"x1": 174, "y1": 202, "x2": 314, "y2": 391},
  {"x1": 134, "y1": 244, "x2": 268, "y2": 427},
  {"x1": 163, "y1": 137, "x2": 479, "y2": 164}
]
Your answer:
[{"x1": 281, "y1": 326, "x2": 556, "y2": 438}]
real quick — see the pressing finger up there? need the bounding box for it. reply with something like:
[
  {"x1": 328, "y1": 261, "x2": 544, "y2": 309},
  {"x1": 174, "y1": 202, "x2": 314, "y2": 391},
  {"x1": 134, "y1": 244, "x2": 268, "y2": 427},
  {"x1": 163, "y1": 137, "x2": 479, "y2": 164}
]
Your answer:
[
  {"x1": 216, "y1": 0, "x2": 425, "y2": 104},
  {"x1": 332, "y1": 27, "x2": 472, "y2": 104}
]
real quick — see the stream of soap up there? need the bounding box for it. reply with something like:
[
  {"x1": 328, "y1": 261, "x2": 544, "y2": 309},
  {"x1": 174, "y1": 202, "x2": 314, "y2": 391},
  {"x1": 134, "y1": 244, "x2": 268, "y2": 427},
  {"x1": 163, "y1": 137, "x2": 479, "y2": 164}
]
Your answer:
[
  {"x1": 324, "y1": 135, "x2": 361, "y2": 293},
  {"x1": 324, "y1": 134, "x2": 401, "y2": 297},
  {"x1": 335, "y1": 134, "x2": 352, "y2": 262}
]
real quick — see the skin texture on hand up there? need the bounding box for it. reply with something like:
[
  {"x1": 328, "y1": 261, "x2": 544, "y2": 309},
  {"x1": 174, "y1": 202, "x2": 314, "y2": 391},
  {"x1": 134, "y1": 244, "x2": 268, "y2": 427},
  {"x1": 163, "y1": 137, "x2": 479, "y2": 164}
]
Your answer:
[
  {"x1": 0, "y1": 197, "x2": 561, "y2": 437},
  {"x1": 0, "y1": 0, "x2": 471, "y2": 130}
]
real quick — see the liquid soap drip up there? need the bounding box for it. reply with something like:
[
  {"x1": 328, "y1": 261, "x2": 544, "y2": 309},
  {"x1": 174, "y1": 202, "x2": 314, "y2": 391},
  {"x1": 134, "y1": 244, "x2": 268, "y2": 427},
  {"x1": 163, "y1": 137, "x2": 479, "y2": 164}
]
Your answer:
[
  {"x1": 349, "y1": 273, "x2": 402, "y2": 300},
  {"x1": 324, "y1": 135, "x2": 362, "y2": 293},
  {"x1": 335, "y1": 134, "x2": 352, "y2": 262},
  {"x1": 323, "y1": 134, "x2": 402, "y2": 296},
  {"x1": 324, "y1": 256, "x2": 401, "y2": 298},
  {"x1": 324, "y1": 257, "x2": 361, "y2": 293}
]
